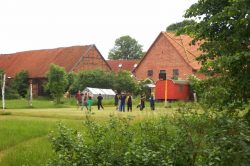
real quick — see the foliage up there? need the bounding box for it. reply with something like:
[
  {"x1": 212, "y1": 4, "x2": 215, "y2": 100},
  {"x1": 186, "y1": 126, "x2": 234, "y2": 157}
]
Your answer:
[
  {"x1": 108, "y1": 35, "x2": 143, "y2": 60},
  {"x1": 12, "y1": 70, "x2": 29, "y2": 97},
  {"x1": 72, "y1": 69, "x2": 137, "y2": 95},
  {"x1": 135, "y1": 78, "x2": 153, "y2": 98},
  {"x1": 166, "y1": 20, "x2": 196, "y2": 32},
  {"x1": 179, "y1": 0, "x2": 250, "y2": 110},
  {"x1": 72, "y1": 69, "x2": 115, "y2": 93},
  {"x1": 0, "y1": 69, "x2": 22, "y2": 99},
  {"x1": 46, "y1": 64, "x2": 68, "y2": 104},
  {"x1": 113, "y1": 70, "x2": 137, "y2": 94},
  {"x1": 0, "y1": 78, "x2": 20, "y2": 99},
  {"x1": 66, "y1": 71, "x2": 76, "y2": 92},
  {"x1": 4, "y1": 85, "x2": 20, "y2": 99},
  {"x1": 188, "y1": 75, "x2": 233, "y2": 111},
  {"x1": 47, "y1": 115, "x2": 172, "y2": 166},
  {"x1": 47, "y1": 105, "x2": 250, "y2": 166},
  {"x1": 172, "y1": 104, "x2": 250, "y2": 166}
]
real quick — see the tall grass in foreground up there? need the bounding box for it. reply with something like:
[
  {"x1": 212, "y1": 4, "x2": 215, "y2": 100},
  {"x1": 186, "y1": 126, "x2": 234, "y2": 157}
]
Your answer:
[
  {"x1": 0, "y1": 137, "x2": 54, "y2": 166},
  {"x1": 0, "y1": 118, "x2": 55, "y2": 151},
  {"x1": 0, "y1": 113, "x2": 86, "y2": 166}
]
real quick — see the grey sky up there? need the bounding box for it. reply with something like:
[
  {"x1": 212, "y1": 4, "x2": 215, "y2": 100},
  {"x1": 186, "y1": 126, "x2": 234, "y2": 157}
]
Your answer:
[{"x1": 0, "y1": 0, "x2": 197, "y2": 59}]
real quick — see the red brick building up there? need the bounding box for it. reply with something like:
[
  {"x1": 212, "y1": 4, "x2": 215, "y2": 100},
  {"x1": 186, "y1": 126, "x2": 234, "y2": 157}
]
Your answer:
[
  {"x1": 0, "y1": 45, "x2": 111, "y2": 95},
  {"x1": 107, "y1": 60, "x2": 139, "y2": 73},
  {"x1": 133, "y1": 32, "x2": 204, "y2": 82}
]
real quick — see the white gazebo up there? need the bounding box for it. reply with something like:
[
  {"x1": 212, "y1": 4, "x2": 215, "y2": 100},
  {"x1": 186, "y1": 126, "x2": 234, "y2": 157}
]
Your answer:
[{"x1": 83, "y1": 87, "x2": 116, "y2": 99}]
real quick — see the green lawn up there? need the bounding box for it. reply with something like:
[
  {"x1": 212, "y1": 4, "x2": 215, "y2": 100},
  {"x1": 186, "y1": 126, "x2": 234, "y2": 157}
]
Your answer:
[{"x1": 0, "y1": 102, "x2": 174, "y2": 166}]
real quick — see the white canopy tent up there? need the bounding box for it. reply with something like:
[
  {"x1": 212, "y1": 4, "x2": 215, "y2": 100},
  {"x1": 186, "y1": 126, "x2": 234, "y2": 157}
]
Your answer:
[{"x1": 83, "y1": 87, "x2": 116, "y2": 99}]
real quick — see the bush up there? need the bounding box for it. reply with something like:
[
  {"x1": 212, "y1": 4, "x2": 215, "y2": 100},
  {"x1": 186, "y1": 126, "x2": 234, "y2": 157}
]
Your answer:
[
  {"x1": 47, "y1": 106, "x2": 250, "y2": 166},
  {"x1": 46, "y1": 64, "x2": 68, "y2": 104},
  {"x1": 12, "y1": 70, "x2": 29, "y2": 97}
]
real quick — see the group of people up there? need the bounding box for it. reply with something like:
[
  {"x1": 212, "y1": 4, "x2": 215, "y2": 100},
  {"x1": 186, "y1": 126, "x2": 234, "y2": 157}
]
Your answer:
[
  {"x1": 115, "y1": 93, "x2": 155, "y2": 112},
  {"x1": 75, "y1": 90, "x2": 155, "y2": 112},
  {"x1": 75, "y1": 90, "x2": 104, "y2": 111},
  {"x1": 114, "y1": 93, "x2": 133, "y2": 112},
  {"x1": 75, "y1": 90, "x2": 92, "y2": 111}
]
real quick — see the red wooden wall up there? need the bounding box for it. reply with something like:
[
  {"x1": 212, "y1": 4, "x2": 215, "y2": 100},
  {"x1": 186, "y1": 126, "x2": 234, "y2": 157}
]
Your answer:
[{"x1": 155, "y1": 80, "x2": 190, "y2": 100}]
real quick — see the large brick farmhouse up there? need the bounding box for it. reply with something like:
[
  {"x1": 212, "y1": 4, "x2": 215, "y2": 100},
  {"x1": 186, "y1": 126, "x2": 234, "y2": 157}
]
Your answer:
[
  {"x1": 0, "y1": 45, "x2": 111, "y2": 95},
  {"x1": 133, "y1": 32, "x2": 204, "y2": 82}
]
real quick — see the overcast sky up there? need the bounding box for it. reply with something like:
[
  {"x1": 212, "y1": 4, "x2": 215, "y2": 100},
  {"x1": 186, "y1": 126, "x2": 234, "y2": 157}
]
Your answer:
[{"x1": 0, "y1": 0, "x2": 197, "y2": 59}]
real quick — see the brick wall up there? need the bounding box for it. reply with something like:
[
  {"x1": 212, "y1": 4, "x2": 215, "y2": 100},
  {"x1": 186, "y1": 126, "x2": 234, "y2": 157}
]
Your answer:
[
  {"x1": 134, "y1": 34, "x2": 194, "y2": 82},
  {"x1": 74, "y1": 47, "x2": 111, "y2": 72}
]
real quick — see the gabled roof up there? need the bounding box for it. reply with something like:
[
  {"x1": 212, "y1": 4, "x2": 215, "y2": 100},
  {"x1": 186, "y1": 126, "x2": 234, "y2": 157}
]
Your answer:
[
  {"x1": 107, "y1": 60, "x2": 139, "y2": 72},
  {"x1": 163, "y1": 32, "x2": 203, "y2": 70},
  {"x1": 0, "y1": 45, "x2": 110, "y2": 78},
  {"x1": 134, "y1": 32, "x2": 203, "y2": 72}
]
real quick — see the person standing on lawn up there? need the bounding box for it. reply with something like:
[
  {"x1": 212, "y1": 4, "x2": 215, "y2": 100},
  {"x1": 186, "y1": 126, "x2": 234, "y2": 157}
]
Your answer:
[
  {"x1": 75, "y1": 90, "x2": 82, "y2": 110},
  {"x1": 81, "y1": 92, "x2": 88, "y2": 111},
  {"x1": 140, "y1": 94, "x2": 146, "y2": 111},
  {"x1": 127, "y1": 93, "x2": 132, "y2": 112},
  {"x1": 149, "y1": 94, "x2": 155, "y2": 111},
  {"x1": 97, "y1": 93, "x2": 104, "y2": 110},
  {"x1": 88, "y1": 95, "x2": 93, "y2": 112},
  {"x1": 120, "y1": 92, "x2": 126, "y2": 112}
]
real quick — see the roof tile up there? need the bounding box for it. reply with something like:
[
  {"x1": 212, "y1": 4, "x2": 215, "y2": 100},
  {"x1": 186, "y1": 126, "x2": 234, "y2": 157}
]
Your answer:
[
  {"x1": 0, "y1": 45, "x2": 92, "y2": 78},
  {"x1": 107, "y1": 60, "x2": 139, "y2": 72}
]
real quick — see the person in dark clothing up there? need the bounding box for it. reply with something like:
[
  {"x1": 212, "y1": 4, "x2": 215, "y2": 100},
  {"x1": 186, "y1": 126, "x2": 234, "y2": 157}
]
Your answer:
[
  {"x1": 97, "y1": 93, "x2": 104, "y2": 110},
  {"x1": 127, "y1": 94, "x2": 132, "y2": 112},
  {"x1": 114, "y1": 93, "x2": 119, "y2": 110},
  {"x1": 149, "y1": 94, "x2": 155, "y2": 111},
  {"x1": 140, "y1": 94, "x2": 146, "y2": 111},
  {"x1": 120, "y1": 93, "x2": 126, "y2": 112}
]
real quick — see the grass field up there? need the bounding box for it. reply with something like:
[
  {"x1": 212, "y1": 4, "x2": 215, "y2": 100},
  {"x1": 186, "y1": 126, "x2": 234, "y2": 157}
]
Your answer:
[{"x1": 0, "y1": 101, "x2": 174, "y2": 166}]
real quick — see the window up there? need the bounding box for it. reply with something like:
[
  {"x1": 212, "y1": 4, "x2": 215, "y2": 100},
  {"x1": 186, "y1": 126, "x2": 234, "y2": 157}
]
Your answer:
[
  {"x1": 173, "y1": 69, "x2": 179, "y2": 79},
  {"x1": 147, "y1": 70, "x2": 153, "y2": 77},
  {"x1": 159, "y1": 70, "x2": 167, "y2": 80}
]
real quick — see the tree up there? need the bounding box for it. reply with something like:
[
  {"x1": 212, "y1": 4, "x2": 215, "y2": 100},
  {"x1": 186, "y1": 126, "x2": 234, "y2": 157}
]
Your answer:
[
  {"x1": 108, "y1": 36, "x2": 143, "y2": 60},
  {"x1": 66, "y1": 72, "x2": 76, "y2": 92},
  {"x1": 114, "y1": 70, "x2": 137, "y2": 93},
  {"x1": 12, "y1": 70, "x2": 29, "y2": 97},
  {"x1": 46, "y1": 64, "x2": 68, "y2": 104},
  {"x1": 73, "y1": 69, "x2": 115, "y2": 92},
  {"x1": 180, "y1": 0, "x2": 250, "y2": 110},
  {"x1": 166, "y1": 20, "x2": 196, "y2": 32}
]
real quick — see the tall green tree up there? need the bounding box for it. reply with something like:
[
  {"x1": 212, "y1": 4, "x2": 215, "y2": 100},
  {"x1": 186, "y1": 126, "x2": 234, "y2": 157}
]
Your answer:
[
  {"x1": 166, "y1": 20, "x2": 196, "y2": 32},
  {"x1": 12, "y1": 70, "x2": 29, "y2": 97},
  {"x1": 181, "y1": 0, "x2": 250, "y2": 110},
  {"x1": 108, "y1": 36, "x2": 143, "y2": 60},
  {"x1": 72, "y1": 69, "x2": 115, "y2": 92},
  {"x1": 114, "y1": 70, "x2": 137, "y2": 93},
  {"x1": 46, "y1": 64, "x2": 68, "y2": 104}
]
